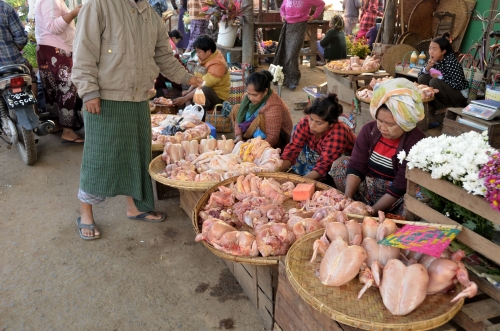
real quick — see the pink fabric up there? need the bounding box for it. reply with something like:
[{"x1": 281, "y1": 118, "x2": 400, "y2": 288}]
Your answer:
[
  {"x1": 169, "y1": 38, "x2": 178, "y2": 54},
  {"x1": 35, "y1": 0, "x2": 74, "y2": 52},
  {"x1": 280, "y1": 0, "x2": 326, "y2": 24}
]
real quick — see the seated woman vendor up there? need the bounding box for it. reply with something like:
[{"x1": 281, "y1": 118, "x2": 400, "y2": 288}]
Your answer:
[
  {"x1": 418, "y1": 32, "x2": 469, "y2": 113},
  {"x1": 279, "y1": 94, "x2": 356, "y2": 183},
  {"x1": 232, "y1": 70, "x2": 293, "y2": 149},
  {"x1": 329, "y1": 78, "x2": 426, "y2": 216}
]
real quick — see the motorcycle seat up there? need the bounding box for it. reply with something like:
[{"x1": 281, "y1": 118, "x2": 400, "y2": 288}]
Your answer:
[{"x1": 0, "y1": 65, "x2": 29, "y2": 77}]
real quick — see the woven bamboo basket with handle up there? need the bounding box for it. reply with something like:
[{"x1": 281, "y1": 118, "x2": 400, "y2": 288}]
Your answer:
[
  {"x1": 285, "y1": 225, "x2": 464, "y2": 331},
  {"x1": 193, "y1": 173, "x2": 333, "y2": 265}
]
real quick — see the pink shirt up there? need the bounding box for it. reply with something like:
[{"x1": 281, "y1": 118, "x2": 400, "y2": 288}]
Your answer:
[
  {"x1": 35, "y1": 0, "x2": 75, "y2": 52},
  {"x1": 280, "y1": 0, "x2": 325, "y2": 24},
  {"x1": 169, "y1": 38, "x2": 178, "y2": 55}
]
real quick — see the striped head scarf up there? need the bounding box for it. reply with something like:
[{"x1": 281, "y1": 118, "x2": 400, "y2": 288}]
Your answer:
[
  {"x1": 331, "y1": 14, "x2": 344, "y2": 31},
  {"x1": 369, "y1": 78, "x2": 424, "y2": 132}
]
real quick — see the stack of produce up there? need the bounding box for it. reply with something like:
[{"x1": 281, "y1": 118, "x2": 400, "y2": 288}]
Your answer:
[
  {"x1": 357, "y1": 77, "x2": 440, "y2": 101},
  {"x1": 151, "y1": 115, "x2": 211, "y2": 144},
  {"x1": 196, "y1": 175, "x2": 380, "y2": 257},
  {"x1": 326, "y1": 55, "x2": 380, "y2": 72},
  {"x1": 160, "y1": 137, "x2": 283, "y2": 182},
  {"x1": 309, "y1": 212, "x2": 478, "y2": 316}
]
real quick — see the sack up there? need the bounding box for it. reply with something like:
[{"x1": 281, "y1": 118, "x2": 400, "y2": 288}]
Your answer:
[
  {"x1": 460, "y1": 54, "x2": 484, "y2": 103},
  {"x1": 486, "y1": 74, "x2": 500, "y2": 101},
  {"x1": 205, "y1": 104, "x2": 232, "y2": 133}
]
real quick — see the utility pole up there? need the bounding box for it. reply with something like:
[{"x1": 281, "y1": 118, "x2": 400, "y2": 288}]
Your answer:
[{"x1": 242, "y1": 0, "x2": 254, "y2": 64}]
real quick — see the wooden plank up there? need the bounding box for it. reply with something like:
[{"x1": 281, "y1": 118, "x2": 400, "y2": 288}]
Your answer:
[
  {"x1": 469, "y1": 272, "x2": 500, "y2": 304},
  {"x1": 405, "y1": 195, "x2": 500, "y2": 267},
  {"x1": 258, "y1": 286, "x2": 275, "y2": 330},
  {"x1": 432, "y1": 323, "x2": 456, "y2": 331},
  {"x1": 179, "y1": 190, "x2": 203, "y2": 221},
  {"x1": 233, "y1": 263, "x2": 258, "y2": 306},
  {"x1": 275, "y1": 290, "x2": 316, "y2": 331},
  {"x1": 485, "y1": 324, "x2": 500, "y2": 331},
  {"x1": 405, "y1": 168, "x2": 500, "y2": 226},
  {"x1": 453, "y1": 310, "x2": 493, "y2": 331},
  {"x1": 256, "y1": 264, "x2": 278, "y2": 302},
  {"x1": 461, "y1": 299, "x2": 500, "y2": 323}
]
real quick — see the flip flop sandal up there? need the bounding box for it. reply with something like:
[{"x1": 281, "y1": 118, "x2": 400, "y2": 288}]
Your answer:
[
  {"x1": 127, "y1": 211, "x2": 166, "y2": 223},
  {"x1": 76, "y1": 217, "x2": 100, "y2": 240}
]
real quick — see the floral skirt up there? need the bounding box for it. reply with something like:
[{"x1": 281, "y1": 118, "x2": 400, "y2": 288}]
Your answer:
[
  {"x1": 187, "y1": 19, "x2": 209, "y2": 51},
  {"x1": 177, "y1": 7, "x2": 191, "y2": 49},
  {"x1": 36, "y1": 44, "x2": 83, "y2": 130},
  {"x1": 329, "y1": 156, "x2": 405, "y2": 216},
  {"x1": 291, "y1": 144, "x2": 320, "y2": 176}
]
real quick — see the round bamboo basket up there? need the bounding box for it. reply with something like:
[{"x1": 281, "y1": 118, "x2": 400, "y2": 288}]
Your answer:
[
  {"x1": 432, "y1": 0, "x2": 468, "y2": 40},
  {"x1": 193, "y1": 173, "x2": 333, "y2": 265},
  {"x1": 402, "y1": 0, "x2": 422, "y2": 26},
  {"x1": 285, "y1": 229, "x2": 465, "y2": 330},
  {"x1": 408, "y1": 0, "x2": 438, "y2": 40},
  {"x1": 380, "y1": 44, "x2": 417, "y2": 76},
  {"x1": 149, "y1": 155, "x2": 217, "y2": 191},
  {"x1": 415, "y1": 39, "x2": 433, "y2": 56},
  {"x1": 356, "y1": 86, "x2": 434, "y2": 104},
  {"x1": 397, "y1": 32, "x2": 424, "y2": 48}
]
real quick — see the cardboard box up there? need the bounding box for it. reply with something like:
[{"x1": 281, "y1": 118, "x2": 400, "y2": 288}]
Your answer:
[{"x1": 324, "y1": 68, "x2": 354, "y2": 104}]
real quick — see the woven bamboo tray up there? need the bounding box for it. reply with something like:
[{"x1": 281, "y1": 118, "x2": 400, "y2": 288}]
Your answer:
[
  {"x1": 432, "y1": 0, "x2": 468, "y2": 40},
  {"x1": 356, "y1": 86, "x2": 435, "y2": 104},
  {"x1": 324, "y1": 64, "x2": 381, "y2": 75},
  {"x1": 408, "y1": 0, "x2": 438, "y2": 40},
  {"x1": 381, "y1": 44, "x2": 417, "y2": 76},
  {"x1": 149, "y1": 155, "x2": 217, "y2": 191},
  {"x1": 193, "y1": 173, "x2": 333, "y2": 265},
  {"x1": 285, "y1": 229, "x2": 465, "y2": 331}
]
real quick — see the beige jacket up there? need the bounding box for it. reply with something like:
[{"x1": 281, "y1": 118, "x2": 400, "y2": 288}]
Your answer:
[{"x1": 72, "y1": 0, "x2": 192, "y2": 103}]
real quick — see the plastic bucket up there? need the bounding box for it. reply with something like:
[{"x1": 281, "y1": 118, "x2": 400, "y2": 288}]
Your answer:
[{"x1": 217, "y1": 21, "x2": 238, "y2": 48}]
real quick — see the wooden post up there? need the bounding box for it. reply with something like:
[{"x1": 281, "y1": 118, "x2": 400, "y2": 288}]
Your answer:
[
  {"x1": 382, "y1": 0, "x2": 396, "y2": 44},
  {"x1": 242, "y1": 0, "x2": 254, "y2": 64}
]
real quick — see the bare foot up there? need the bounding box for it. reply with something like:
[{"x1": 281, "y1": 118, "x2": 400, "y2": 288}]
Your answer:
[
  {"x1": 79, "y1": 204, "x2": 100, "y2": 238},
  {"x1": 126, "y1": 197, "x2": 165, "y2": 221},
  {"x1": 61, "y1": 128, "x2": 84, "y2": 143}
]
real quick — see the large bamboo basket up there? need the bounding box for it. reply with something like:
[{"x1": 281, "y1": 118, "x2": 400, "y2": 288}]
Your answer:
[
  {"x1": 356, "y1": 86, "x2": 435, "y2": 104},
  {"x1": 193, "y1": 173, "x2": 333, "y2": 265},
  {"x1": 285, "y1": 229, "x2": 464, "y2": 330},
  {"x1": 149, "y1": 155, "x2": 217, "y2": 191},
  {"x1": 324, "y1": 65, "x2": 381, "y2": 76}
]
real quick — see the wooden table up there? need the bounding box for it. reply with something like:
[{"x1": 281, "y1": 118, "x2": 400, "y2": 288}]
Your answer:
[{"x1": 254, "y1": 21, "x2": 326, "y2": 68}]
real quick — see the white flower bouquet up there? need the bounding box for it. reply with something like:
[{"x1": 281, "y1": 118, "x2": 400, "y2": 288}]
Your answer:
[{"x1": 398, "y1": 131, "x2": 495, "y2": 196}]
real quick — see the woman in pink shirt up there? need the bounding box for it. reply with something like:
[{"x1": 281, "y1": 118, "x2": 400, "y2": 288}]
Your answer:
[
  {"x1": 35, "y1": 0, "x2": 83, "y2": 143},
  {"x1": 273, "y1": 0, "x2": 325, "y2": 90}
]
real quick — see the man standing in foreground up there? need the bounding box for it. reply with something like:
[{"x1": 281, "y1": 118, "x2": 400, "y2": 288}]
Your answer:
[{"x1": 72, "y1": 0, "x2": 203, "y2": 240}]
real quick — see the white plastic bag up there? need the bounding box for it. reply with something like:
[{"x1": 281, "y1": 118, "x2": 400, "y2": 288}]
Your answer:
[{"x1": 182, "y1": 104, "x2": 204, "y2": 121}]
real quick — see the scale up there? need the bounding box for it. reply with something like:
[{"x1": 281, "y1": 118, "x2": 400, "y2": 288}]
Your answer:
[
  {"x1": 404, "y1": 66, "x2": 424, "y2": 78},
  {"x1": 462, "y1": 100, "x2": 500, "y2": 120}
]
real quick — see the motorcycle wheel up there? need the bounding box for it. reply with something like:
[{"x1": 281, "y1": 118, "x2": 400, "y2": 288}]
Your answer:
[{"x1": 8, "y1": 107, "x2": 37, "y2": 165}]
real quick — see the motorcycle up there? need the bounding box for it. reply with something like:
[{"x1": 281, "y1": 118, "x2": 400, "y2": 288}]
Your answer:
[{"x1": 0, "y1": 64, "x2": 55, "y2": 165}]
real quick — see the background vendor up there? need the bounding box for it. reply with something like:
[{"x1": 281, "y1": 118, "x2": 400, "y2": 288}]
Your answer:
[
  {"x1": 318, "y1": 15, "x2": 347, "y2": 64},
  {"x1": 279, "y1": 94, "x2": 356, "y2": 184},
  {"x1": 231, "y1": 71, "x2": 293, "y2": 149},
  {"x1": 329, "y1": 78, "x2": 426, "y2": 216},
  {"x1": 173, "y1": 35, "x2": 230, "y2": 112},
  {"x1": 418, "y1": 32, "x2": 469, "y2": 114}
]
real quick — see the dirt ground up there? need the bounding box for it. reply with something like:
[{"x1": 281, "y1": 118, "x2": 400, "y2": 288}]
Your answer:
[{"x1": 0, "y1": 57, "x2": 440, "y2": 330}]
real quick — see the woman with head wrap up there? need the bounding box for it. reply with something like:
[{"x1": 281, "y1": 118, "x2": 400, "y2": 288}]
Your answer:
[
  {"x1": 318, "y1": 15, "x2": 347, "y2": 63},
  {"x1": 329, "y1": 78, "x2": 426, "y2": 216}
]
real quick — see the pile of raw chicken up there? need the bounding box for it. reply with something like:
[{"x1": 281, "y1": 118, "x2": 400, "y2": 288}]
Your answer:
[
  {"x1": 326, "y1": 56, "x2": 380, "y2": 72},
  {"x1": 311, "y1": 211, "x2": 478, "y2": 316},
  {"x1": 196, "y1": 174, "x2": 374, "y2": 257},
  {"x1": 151, "y1": 114, "x2": 211, "y2": 145},
  {"x1": 357, "y1": 77, "x2": 440, "y2": 101},
  {"x1": 160, "y1": 137, "x2": 283, "y2": 182}
]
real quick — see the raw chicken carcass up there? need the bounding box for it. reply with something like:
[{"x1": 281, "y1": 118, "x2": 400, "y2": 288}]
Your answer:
[
  {"x1": 345, "y1": 219, "x2": 362, "y2": 245},
  {"x1": 318, "y1": 236, "x2": 367, "y2": 287},
  {"x1": 206, "y1": 186, "x2": 235, "y2": 209},
  {"x1": 195, "y1": 218, "x2": 236, "y2": 244},
  {"x1": 343, "y1": 201, "x2": 373, "y2": 216},
  {"x1": 260, "y1": 178, "x2": 286, "y2": 204},
  {"x1": 378, "y1": 259, "x2": 429, "y2": 315},
  {"x1": 212, "y1": 231, "x2": 259, "y2": 256},
  {"x1": 255, "y1": 222, "x2": 295, "y2": 257},
  {"x1": 311, "y1": 222, "x2": 350, "y2": 262},
  {"x1": 426, "y1": 250, "x2": 478, "y2": 302},
  {"x1": 291, "y1": 218, "x2": 321, "y2": 240},
  {"x1": 361, "y1": 217, "x2": 379, "y2": 239},
  {"x1": 319, "y1": 211, "x2": 349, "y2": 227}
]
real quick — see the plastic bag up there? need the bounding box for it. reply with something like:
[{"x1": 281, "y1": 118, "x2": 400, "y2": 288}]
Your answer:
[
  {"x1": 182, "y1": 104, "x2": 204, "y2": 121},
  {"x1": 253, "y1": 127, "x2": 267, "y2": 139},
  {"x1": 193, "y1": 88, "x2": 206, "y2": 105}
]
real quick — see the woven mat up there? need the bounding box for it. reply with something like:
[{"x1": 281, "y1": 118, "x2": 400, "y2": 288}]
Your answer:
[
  {"x1": 432, "y1": 0, "x2": 468, "y2": 40},
  {"x1": 285, "y1": 230, "x2": 464, "y2": 330},
  {"x1": 408, "y1": 0, "x2": 438, "y2": 40}
]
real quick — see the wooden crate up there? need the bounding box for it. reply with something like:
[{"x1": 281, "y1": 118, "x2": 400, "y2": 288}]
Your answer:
[
  {"x1": 224, "y1": 260, "x2": 278, "y2": 330},
  {"x1": 179, "y1": 189, "x2": 204, "y2": 221},
  {"x1": 442, "y1": 107, "x2": 500, "y2": 149},
  {"x1": 152, "y1": 151, "x2": 180, "y2": 200},
  {"x1": 405, "y1": 168, "x2": 500, "y2": 330}
]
